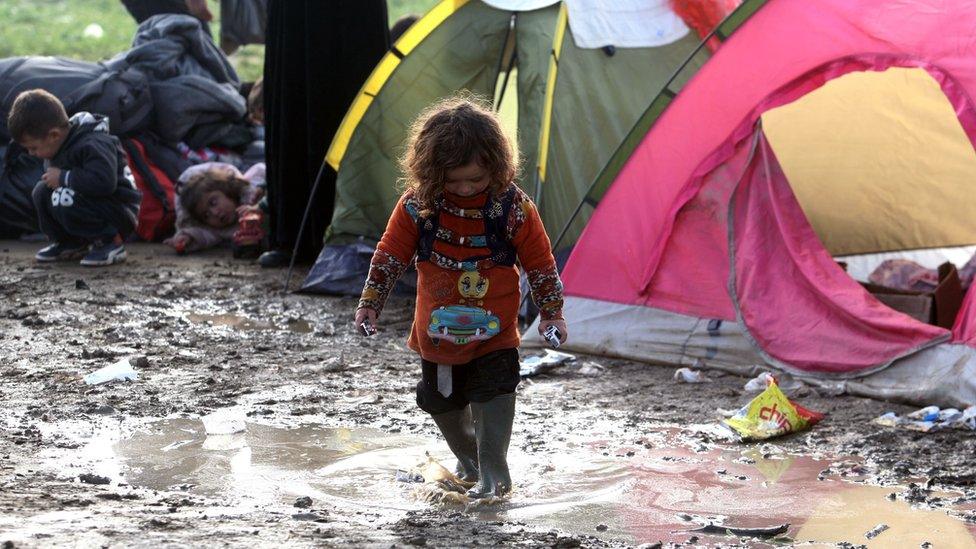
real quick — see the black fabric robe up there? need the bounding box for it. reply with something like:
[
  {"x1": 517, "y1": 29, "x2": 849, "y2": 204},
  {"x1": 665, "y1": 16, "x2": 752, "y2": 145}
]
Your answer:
[{"x1": 263, "y1": 0, "x2": 389, "y2": 262}]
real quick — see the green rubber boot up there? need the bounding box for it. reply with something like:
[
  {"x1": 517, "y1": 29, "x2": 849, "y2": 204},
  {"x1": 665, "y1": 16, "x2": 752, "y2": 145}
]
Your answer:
[
  {"x1": 466, "y1": 393, "x2": 516, "y2": 498},
  {"x1": 431, "y1": 407, "x2": 479, "y2": 483}
]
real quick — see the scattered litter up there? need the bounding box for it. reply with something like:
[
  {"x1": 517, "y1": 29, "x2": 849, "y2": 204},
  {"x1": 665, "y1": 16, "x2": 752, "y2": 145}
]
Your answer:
[
  {"x1": 75, "y1": 279, "x2": 90, "y2": 290},
  {"x1": 865, "y1": 523, "x2": 889, "y2": 539},
  {"x1": 674, "y1": 368, "x2": 710, "y2": 383},
  {"x1": 907, "y1": 405, "x2": 941, "y2": 421},
  {"x1": 743, "y1": 371, "x2": 807, "y2": 395},
  {"x1": 723, "y1": 379, "x2": 825, "y2": 441},
  {"x1": 201, "y1": 408, "x2": 247, "y2": 435},
  {"x1": 396, "y1": 469, "x2": 424, "y2": 483},
  {"x1": 577, "y1": 361, "x2": 607, "y2": 377},
  {"x1": 83, "y1": 358, "x2": 139, "y2": 385},
  {"x1": 294, "y1": 496, "x2": 313, "y2": 508},
  {"x1": 874, "y1": 412, "x2": 900, "y2": 427},
  {"x1": 343, "y1": 393, "x2": 382, "y2": 405},
  {"x1": 519, "y1": 349, "x2": 576, "y2": 378},
  {"x1": 743, "y1": 372, "x2": 775, "y2": 392},
  {"x1": 78, "y1": 473, "x2": 111, "y2": 485},
  {"x1": 692, "y1": 522, "x2": 790, "y2": 538},
  {"x1": 873, "y1": 405, "x2": 975, "y2": 432}
]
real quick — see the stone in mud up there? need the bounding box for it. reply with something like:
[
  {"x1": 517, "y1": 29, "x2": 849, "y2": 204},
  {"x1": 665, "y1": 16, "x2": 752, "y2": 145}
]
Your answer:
[
  {"x1": 294, "y1": 496, "x2": 313, "y2": 508},
  {"x1": 291, "y1": 512, "x2": 329, "y2": 523},
  {"x1": 904, "y1": 483, "x2": 930, "y2": 503},
  {"x1": 554, "y1": 537, "x2": 581, "y2": 548},
  {"x1": 404, "y1": 516, "x2": 431, "y2": 528},
  {"x1": 131, "y1": 356, "x2": 150, "y2": 369},
  {"x1": 91, "y1": 405, "x2": 116, "y2": 415},
  {"x1": 75, "y1": 279, "x2": 90, "y2": 290},
  {"x1": 78, "y1": 473, "x2": 110, "y2": 485},
  {"x1": 59, "y1": 497, "x2": 94, "y2": 507},
  {"x1": 315, "y1": 322, "x2": 337, "y2": 337}
]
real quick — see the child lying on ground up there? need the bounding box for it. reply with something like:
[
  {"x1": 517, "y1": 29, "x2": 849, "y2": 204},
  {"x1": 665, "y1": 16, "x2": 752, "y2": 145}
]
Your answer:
[{"x1": 164, "y1": 161, "x2": 267, "y2": 254}]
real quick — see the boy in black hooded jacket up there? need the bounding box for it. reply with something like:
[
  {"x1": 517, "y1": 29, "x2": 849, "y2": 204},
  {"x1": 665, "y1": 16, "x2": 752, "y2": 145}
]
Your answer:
[{"x1": 8, "y1": 89, "x2": 141, "y2": 266}]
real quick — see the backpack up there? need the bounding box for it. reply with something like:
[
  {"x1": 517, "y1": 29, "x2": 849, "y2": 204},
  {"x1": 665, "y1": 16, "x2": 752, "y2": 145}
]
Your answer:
[
  {"x1": 122, "y1": 137, "x2": 183, "y2": 241},
  {"x1": 0, "y1": 143, "x2": 43, "y2": 236}
]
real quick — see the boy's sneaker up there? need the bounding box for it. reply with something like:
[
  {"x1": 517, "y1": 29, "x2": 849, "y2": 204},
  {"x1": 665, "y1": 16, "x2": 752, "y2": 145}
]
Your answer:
[
  {"x1": 35, "y1": 242, "x2": 89, "y2": 262},
  {"x1": 80, "y1": 238, "x2": 126, "y2": 266}
]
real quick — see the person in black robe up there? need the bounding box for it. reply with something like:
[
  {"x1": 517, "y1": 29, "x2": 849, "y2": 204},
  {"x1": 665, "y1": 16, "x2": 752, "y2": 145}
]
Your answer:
[{"x1": 260, "y1": 0, "x2": 390, "y2": 267}]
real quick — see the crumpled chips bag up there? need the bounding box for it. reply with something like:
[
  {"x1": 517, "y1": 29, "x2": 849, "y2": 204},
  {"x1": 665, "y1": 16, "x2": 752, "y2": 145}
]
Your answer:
[{"x1": 724, "y1": 379, "x2": 825, "y2": 441}]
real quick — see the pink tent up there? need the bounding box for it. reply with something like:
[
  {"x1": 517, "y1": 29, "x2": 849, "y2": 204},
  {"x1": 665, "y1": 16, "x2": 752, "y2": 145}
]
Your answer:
[{"x1": 540, "y1": 0, "x2": 976, "y2": 403}]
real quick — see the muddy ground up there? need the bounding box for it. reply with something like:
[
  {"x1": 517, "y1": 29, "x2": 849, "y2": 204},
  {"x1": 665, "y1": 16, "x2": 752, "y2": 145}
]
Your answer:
[{"x1": 2, "y1": 240, "x2": 976, "y2": 548}]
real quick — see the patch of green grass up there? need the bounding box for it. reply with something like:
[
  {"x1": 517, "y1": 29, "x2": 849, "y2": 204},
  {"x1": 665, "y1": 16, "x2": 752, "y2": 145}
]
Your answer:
[
  {"x1": 0, "y1": 0, "x2": 442, "y2": 83},
  {"x1": 389, "y1": 0, "x2": 440, "y2": 22},
  {"x1": 0, "y1": 0, "x2": 138, "y2": 62}
]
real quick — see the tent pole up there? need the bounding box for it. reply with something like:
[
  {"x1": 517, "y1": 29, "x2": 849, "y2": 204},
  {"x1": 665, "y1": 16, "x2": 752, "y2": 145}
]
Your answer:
[
  {"x1": 519, "y1": 5, "x2": 750, "y2": 324},
  {"x1": 492, "y1": 13, "x2": 517, "y2": 110},
  {"x1": 548, "y1": 8, "x2": 738, "y2": 257},
  {"x1": 283, "y1": 159, "x2": 330, "y2": 293},
  {"x1": 495, "y1": 49, "x2": 518, "y2": 112}
]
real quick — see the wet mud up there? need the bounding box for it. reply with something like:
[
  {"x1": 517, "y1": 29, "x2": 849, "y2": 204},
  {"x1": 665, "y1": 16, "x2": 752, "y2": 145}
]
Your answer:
[{"x1": 2, "y1": 241, "x2": 976, "y2": 548}]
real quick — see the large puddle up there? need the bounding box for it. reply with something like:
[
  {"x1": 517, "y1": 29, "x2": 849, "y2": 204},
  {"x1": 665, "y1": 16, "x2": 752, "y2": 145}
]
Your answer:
[{"x1": 41, "y1": 419, "x2": 976, "y2": 546}]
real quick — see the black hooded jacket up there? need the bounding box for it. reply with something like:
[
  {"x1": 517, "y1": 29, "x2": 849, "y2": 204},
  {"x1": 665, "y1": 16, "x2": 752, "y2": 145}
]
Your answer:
[{"x1": 51, "y1": 112, "x2": 141, "y2": 214}]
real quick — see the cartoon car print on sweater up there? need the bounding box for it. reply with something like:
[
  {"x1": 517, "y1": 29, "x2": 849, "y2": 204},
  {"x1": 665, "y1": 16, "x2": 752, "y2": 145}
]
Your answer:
[{"x1": 428, "y1": 305, "x2": 501, "y2": 344}]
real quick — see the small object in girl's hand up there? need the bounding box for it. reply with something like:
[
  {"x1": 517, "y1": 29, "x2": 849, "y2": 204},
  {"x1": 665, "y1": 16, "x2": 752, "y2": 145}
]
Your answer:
[
  {"x1": 360, "y1": 319, "x2": 377, "y2": 337},
  {"x1": 543, "y1": 325, "x2": 561, "y2": 348},
  {"x1": 174, "y1": 239, "x2": 187, "y2": 255}
]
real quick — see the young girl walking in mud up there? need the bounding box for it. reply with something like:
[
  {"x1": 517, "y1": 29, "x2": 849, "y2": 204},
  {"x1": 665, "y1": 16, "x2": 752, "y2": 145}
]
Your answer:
[{"x1": 354, "y1": 97, "x2": 567, "y2": 498}]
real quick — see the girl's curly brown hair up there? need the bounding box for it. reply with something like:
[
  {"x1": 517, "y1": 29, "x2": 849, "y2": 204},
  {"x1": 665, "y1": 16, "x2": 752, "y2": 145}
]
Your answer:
[
  {"x1": 400, "y1": 96, "x2": 519, "y2": 215},
  {"x1": 180, "y1": 165, "x2": 250, "y2": 226}
]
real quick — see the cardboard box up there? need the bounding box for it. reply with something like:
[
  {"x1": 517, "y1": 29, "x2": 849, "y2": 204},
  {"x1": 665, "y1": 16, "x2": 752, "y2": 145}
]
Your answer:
[{"x1": 861, "y1": 262, "x2": 962, "y2": 329}]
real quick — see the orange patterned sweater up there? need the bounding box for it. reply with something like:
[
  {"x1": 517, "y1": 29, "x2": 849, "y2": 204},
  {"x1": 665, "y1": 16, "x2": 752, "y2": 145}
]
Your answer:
[{"x1": 358, "y1": 185, "x2": 563, "y2": 365}]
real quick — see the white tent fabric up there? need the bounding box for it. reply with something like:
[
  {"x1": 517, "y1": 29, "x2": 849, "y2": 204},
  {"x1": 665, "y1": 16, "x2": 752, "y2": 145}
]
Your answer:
[
  {"x1": 525, "y1": 296, "x2": 976, "y2": 408},
  {"x1": 481, "y1": 0, "x2": 561, "y2": 11},
  {"x1": 564, "y1": 0, "x2": 690, "y2": 49}
]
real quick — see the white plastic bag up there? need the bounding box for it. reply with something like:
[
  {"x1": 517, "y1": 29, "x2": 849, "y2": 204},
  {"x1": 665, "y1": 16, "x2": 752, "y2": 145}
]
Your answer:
[{"x1": 83, "y1": 358, "x2": 138, "y2": 385}]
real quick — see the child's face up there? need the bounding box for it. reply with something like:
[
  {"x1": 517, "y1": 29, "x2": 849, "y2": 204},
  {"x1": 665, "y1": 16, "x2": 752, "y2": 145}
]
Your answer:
[
  {"x1": 18, "y1": 128, "x2": 66, "y2": 160},
  {"x1": 444, "y1": 161, "x2": 489, "y2": 197},
  {"x1": 195, "y1": 190, "x2": 238, "y2": 228}
]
